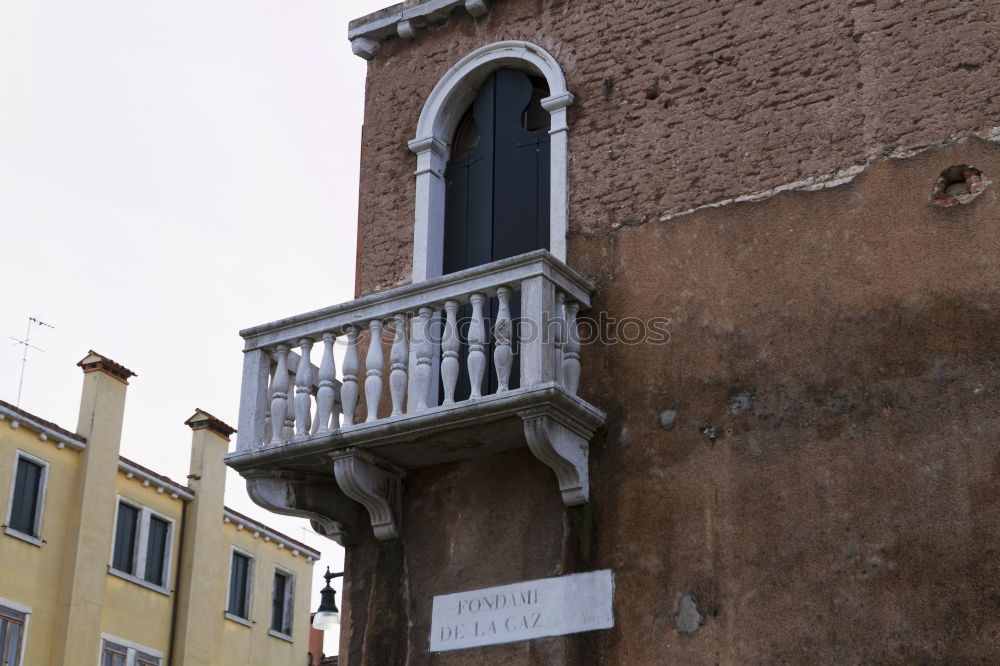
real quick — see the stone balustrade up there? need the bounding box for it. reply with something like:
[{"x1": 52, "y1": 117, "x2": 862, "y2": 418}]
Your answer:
[
  {"x1": 237, "y1": 250, "x2": 591, "y2": 451},
  {"x1": 231, "y1": 251, "x2": 605, "y2": 543}
]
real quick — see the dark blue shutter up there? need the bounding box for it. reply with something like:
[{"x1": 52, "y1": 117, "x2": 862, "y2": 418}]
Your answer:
[
  {"x1": 10, "y1": 458, "x2": 42, "y2": 535},
  {"x1": 443, "y1": 69, "x2": 550, "y2": 400},
  {"x1": 112, "y1": 503, "x2": 139, "y2": 573},
  {"x1": 271, "y1": 572, "x2": 287, "y2": 632},
  {"x1": 228, "y1": 552, "x2": 250, "y2": 617},
  {"x1": 144, "y1": 516, "x2": 169, "y2": 586}
]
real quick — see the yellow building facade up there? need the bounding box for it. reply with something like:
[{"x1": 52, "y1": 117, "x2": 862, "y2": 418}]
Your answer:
[{"x1": 0, "y1": 352, "x2": 319, "y2": 666}]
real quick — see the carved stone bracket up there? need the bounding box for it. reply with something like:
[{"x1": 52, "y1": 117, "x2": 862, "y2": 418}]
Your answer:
[
  {"x1": 245, "y1": 470, "x2": 360, "y2": 546},
  {"x1": 332, "y1": 448, "x2": 405, "y2": 541},
  {"x1": 520, "y1": 409, "x2": 595, "y2": 507}
]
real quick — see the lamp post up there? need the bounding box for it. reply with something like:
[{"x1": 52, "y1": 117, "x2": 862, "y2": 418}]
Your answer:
[{"x1": 312, "y1": 567, "x2": 344, "y2": 630}]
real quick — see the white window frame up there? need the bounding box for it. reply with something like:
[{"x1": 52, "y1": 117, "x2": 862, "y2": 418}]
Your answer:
[
  {"x1": 99, "y1": 634, "x2": 162, "y2": 666},
  {"x1": 4, "y1": 450, "x2": 49, "y2": 547},
  {"x1": 108, "y1": 497, "x2": 174, "y2": 595},
  {"x1": 0, "y1": 597, "x2": 31, "y2": 666},
  {"x1": 408, "y1": 40, "x2": 575, "y2": 283},
  {"x1": 225, "y1": 547, "x2": 255, "y2": 626},
  {"x1": 267, "y1": 566, "x2": 295, "y2": 641}
]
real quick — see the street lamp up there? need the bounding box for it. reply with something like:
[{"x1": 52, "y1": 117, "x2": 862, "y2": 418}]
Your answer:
[{"x1": 312, "y1": 567, "x2": 343, "y2": 631}]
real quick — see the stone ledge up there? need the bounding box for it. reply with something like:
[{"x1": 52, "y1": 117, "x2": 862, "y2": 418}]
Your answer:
[
  {"x1": 228, "y1": 383, "x2": 605, "y2": 542},
  {"x1": 348, "y1": 0, "x2": 495, "y2": 60}
]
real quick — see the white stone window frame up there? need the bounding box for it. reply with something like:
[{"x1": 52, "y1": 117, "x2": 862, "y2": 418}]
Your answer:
[
  {"x1": 267, "y1": 565, "x2": 295, "y2": 642},
  {"x1": 408, "y1": 40, "x2": 575, "y2": 283},
  {"x1": 0, "y1": 597, "x2": 31, "y2": 666},
  {"x1": 225, "y1": 546, "x2": 255, "y2": 627},
  {"x1": 4, "y1": 450, "x2": 49, "y2": 547},
  {"x1": 108, "y1": 496, "x2": 175, "y2": 596},
  {"x1": 99, "y1": 633, "x2": 162, "y2": 666}
]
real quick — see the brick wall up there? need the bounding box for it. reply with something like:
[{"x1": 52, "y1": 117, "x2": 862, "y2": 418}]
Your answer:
[{"x1": 355, "y1": 0, "x2": 1000, "y2": 295}]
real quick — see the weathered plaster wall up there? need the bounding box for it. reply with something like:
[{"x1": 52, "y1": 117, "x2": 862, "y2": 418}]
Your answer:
[
  {"x1": 355, "y1": 0, "x2": 1000, "y2": 296},
  {"x1": 343, "y1": 0, "x2": 1000, "y2": 663}
]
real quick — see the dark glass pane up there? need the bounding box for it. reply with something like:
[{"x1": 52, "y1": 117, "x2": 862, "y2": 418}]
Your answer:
[
  {"x1": 228, "y1": 553, "x2": 250, "y2": 617},
  {"x1": 144, "y1": 516, "x2": 169, "y2": 586},
  {"x1": 10, "y1": 458, "x2": 42, "y2": 535},
  {"x1": 112, "y1": 503, "x2": 139, "y2": 573},
  {"x1": 270, "y1": 572, "x2": 287, "y2": 632}
]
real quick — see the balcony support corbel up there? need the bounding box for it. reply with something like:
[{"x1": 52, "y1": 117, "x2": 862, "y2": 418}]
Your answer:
[
  {"x1": 521, "y1": 411, "x2": 591, "y2": 507},
  {"x1": 244, "y1": 471, "x2": 360, "y2": 546},
  {"x1": 332, "y1": 448, "x2": 404, "y2": 541}
]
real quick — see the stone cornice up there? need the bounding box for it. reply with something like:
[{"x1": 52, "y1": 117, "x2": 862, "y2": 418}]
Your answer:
[{"x1": 348, "y1": 0, "x2": 495, "y2": 60}]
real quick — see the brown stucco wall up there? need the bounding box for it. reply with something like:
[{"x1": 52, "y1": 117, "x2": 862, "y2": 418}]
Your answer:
[
  {"x1": 355, "y1": 0, "x2": 1000, "y2": 296},
  {"x1": 341, "y1": 0, "x2": 1000, "y2": 663}
]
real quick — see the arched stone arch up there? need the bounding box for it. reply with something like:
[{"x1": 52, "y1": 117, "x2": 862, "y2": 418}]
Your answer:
[{"x1": 408, "y1": 40, "x2": 574, "y2": 282}]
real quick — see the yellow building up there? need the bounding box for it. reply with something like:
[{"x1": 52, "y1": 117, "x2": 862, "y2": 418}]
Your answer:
[{"x1": 0, "y1": 352, "x2": 319, "y2": 666}]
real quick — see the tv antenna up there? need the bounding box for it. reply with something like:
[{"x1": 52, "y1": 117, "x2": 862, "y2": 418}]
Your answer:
[{"x1": 10, "y1": 316, "x2": 54, "y2": 408}]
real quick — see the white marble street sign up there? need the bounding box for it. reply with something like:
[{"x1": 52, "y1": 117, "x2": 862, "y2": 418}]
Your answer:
[{"x1": 429, "y1": 569, "x2": 614, "y2": 652}]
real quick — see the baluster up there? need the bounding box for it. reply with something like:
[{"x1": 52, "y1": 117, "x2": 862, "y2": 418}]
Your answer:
[
  {"x1": 294, "y1": 338, "x2": 314, "y2": 436},
  {"x1": 365, "y1": 319, "x2": 384, "y2": 423},
  {"x1": 553, "y1": 291, "x2": 566, "y2": 387},
  {"x1": 389, "y1": 314, "x2": 408, "y2": 416},
  {"x1": 263, "y1": 363, "x2": 274, "y2": 444},
  {"x1": 441, "y1": 300, "x2": 459, "y2": 404},
  {"x1": 332, "y1": 389, "x2": 343, "y2": 430},
  {"x1": 269, "y1": 345, "x2": 289, "y2": 444},
  {"x1": 563, "y1": 301, "x2": 581, "y2": 395},
  {"x1": 494, "y1": 287, "x2": 513, "y2": 392},
  {"x1": 468, "y1": 293, "x2": 486, "y2": 398},
  {"x1": 341, "y1": 325, "x2": 360, "y2": 426},
  {"x1": 315, "y1": 332, "x2": 336, "y2": 433},
  {"x1": 414, "y1": 306, "x2": 434, "y2": 410}
]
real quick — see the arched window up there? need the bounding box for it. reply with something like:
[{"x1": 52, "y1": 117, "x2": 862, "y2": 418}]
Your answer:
[
  {"x1": 443, "y1": 69, "x2": 551, "y2": 275},
  {"x1": 409, "y1": 41, "x2": 574, "y2": 282},
  {"x1": 439, "y1": 68, "x2": 552, "y2": 398}
]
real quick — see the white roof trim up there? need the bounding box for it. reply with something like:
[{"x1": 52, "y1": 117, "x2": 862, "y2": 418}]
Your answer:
[
  {"x1": 223, "y1": 509, "x2": 321, "y2": 560},
  {"x1": 0, "y1": 406, "x2": 86, "y2": 451},
  {"x1": 348, "y1": 0, "x2": 494, "y2": 60},
  {"x1": 117, "y1": 460, "x2": 194, "y2": 501}
]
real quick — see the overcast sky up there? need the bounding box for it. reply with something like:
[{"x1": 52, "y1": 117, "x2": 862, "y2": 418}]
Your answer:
[{"x1": 0, "y1": 0, "x2": 393, "y2": 653}]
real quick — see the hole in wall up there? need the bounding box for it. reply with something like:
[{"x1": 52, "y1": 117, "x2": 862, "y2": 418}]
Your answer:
[{"x1": 928, "y1": 164, "x2": 989, "y2": 207}]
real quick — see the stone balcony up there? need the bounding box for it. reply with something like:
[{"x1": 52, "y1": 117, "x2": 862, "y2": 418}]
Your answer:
[{"x1": 226, "y1": 250, "x2": 605, "y2": 545}]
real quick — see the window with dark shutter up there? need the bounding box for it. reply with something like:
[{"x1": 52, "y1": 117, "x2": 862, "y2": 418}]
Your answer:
[
  {"x1": 9, "y1": 456, "x2": 43, "y2": 536},
  {"x1": 144, "y1": 516, "x2": 169, "y2": 586},
  {"x1": 270, "y1": 569, "x2": 293, "y2": 635},
  {"x1": 443, "y1": 68, "x2": 551, "y2": 400},
  {"x1": 112, "y1": 502, "x2": 139, "y2": 573},
  {"x1": 228, "y1": 552, "x2": 251, "y2": 618}
]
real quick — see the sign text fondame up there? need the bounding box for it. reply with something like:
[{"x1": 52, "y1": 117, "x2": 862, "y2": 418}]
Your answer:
[{"x1": 429, "y1": 570, "x2": 614, "y2": 652}]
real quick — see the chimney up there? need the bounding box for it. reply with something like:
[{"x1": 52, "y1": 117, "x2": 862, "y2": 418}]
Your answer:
[
  {"x1": 172, "y1": 408, "x2": 236, "y2": 665},
  {"x1": 75, "y1": 350, "x2": 135, "y2": 451},
  {"x1": 53, "y1": 351, "x2": 136, "y2": 664}
]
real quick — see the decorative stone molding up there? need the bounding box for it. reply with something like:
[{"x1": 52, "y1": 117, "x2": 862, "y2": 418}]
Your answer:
[
  {"x1": 348, "y1": 0, "x2": 495, "y2": 60},
  {"x1": 410, "y1": 41, "x2": 574, "y2": 282},
  {"x1": 332, "y1": 449, "x2": 405, "y2": 541},
  {"x1": 245, "y1": 471, "x2": 357, "y2": 547},
  {"x1": 521, "y1": 412, "x2": 593, "y2": 507}
]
